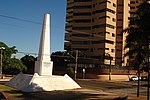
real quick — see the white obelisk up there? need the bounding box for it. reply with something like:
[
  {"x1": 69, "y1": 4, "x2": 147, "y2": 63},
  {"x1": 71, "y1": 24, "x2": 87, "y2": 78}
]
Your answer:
[
  {"x1": 34, "y1": 13, "x2": 53, "y2": 76},
  {"x1": 6, "y1": 13, "x2": 80, "y2": 92}
]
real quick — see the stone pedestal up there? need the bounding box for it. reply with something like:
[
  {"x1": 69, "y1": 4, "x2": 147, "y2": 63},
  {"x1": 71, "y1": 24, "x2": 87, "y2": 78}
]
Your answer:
[
  {"x1": 35, "y1": 61, "x2": 53, "y2": 76},
  {"x1": 6, "y1": 73, "x2": 81, "y2": 92}
]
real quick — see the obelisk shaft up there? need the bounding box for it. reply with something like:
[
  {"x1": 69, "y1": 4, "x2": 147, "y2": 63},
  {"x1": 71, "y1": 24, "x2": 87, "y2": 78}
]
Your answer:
[
  {"x1": 34, "y1": 13, "x2": 53, "y2": 76},
  {"x1": 38, "y1": 14, "x2": 50, "y2": 62}
]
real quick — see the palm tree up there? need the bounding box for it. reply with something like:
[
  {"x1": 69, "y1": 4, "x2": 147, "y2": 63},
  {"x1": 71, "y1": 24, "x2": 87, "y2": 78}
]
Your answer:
[{"x1": 123, "y1": 0, "x2": 150, "y2": 97}]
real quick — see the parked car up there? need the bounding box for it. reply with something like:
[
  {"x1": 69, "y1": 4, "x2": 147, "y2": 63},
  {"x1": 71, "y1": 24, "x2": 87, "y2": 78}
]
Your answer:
[
  {"x1": 130, "y1": 76, "x2": 141, "y2": 81},
  {"x1": 0, "y1": 92, "x2": 7, "y2": 100},
  {"x1": 141, "y1": 76, "x2": 148, "y2": 81}
]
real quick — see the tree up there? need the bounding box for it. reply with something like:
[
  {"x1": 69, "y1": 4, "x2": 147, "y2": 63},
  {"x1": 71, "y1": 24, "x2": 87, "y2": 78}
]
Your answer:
[
  {"x1": 3, "y1": 58, "x2": 26, "y2": 75},
  {"x1": 0, "y1": 41, "x2": 27, "y2": 74},
  {"x1": 123, "y1": 0, "x2": 150, "y2": 97},
  {"x1": 20, "y1": 55, "x2": 36, "y2": 74}
]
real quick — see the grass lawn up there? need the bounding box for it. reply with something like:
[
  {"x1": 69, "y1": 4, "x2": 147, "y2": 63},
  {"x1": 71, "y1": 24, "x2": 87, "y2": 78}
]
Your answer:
[
  {"x1": 0, "y1": 82, "x2": 26, "y2": 99},
  {"x1": 0, "y1": 82, "x2": 84, "y2": 100}
]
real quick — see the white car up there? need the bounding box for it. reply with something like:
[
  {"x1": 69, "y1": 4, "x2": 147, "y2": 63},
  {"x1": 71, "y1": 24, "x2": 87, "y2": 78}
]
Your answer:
[{"x1": 130, "y1": 76, "x2": 141, "y2": 81}]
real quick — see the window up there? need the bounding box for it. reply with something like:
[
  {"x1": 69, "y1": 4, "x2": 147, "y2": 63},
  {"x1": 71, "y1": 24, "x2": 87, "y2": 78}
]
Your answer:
[
  {"x1": 99, "y1": 1, "x2": 111, "y2": 5},
  {"x1": 129, "y1": 12, "x2": 135, "y2": 14},
  {"x1": 74, "y1": 12, "x2": 91, "y2": 16},
  {"x1": 118, "y1": 4, "x2": 123, "y2": 6},
  {"x1": 99, "y1": 16, "x2": 110, "y2": 19},
  {"x1": 105, "y1": 48, "x2": 109, "y2": 50},
  {"x1": 116, "y1": 57, "x2": 122, "y2": 59},
  {"x1": 117, "y1": 19, "x2": 123, "y2": 21},
  {"x1": 112, "y1": 18, "x2": 116, "y2": 22},
  {"x1": 68, "y1": 2, "x2": 74, "y2": 5},
  {"x1": 117, "y1": 34, "x2": 123, "y2": 36},
  {"x1": 113, "y1": 3, "x2": 116, "y2": 7},
  {"x1": 74, "y1": 19, "x2": 91, "y2": 23},
  {"x1": 97, "y1": 48, "x2": 103, "y2": 50},
  {"x1": 130, "y1": 6, "x2": 136, "y2": 9},
  {"x1": 106, "y1": 8, "x2": 115, "y2": 14},
  {"x1": 111, "y1": 49, "x2": 114, "y2": 52},
  {"x1": 93, "y1": 4, "x2": 95, "y2": 7},
  {"x1": 106, "y1": 24, "x2": 115, "y2": 29},
  {"x1": 92, "y1": 19, "x2": 94, "y2": 22},
  {"x1": 73, "y1": 26, "x2": 91, "y2": 30},
  {"x1": 92, "y1": 24, "x2": 115, "y2": 29},
  {"x1": 112, "y1": 33, "x2": 115, "y2": 37},
  {"x1": 93, "y1": 8, "x2": 115, "y2": 14},
  {"x1": 130, "y1": 1, "x2": 135, "y2": 4},
  {"x1": 74, "y1": 5, "x2": 92, "y2": 9},
  {"x1": 116, "y1": 49, "x2": 122, "y2": 52},
  {"x1": 104, "y1": 40, "x2": 114, "y2": 44},
  {"x1": 72, "y1": 34, "x2": 90, "y2": 37},
  {"x1": 117, "y1": 12, "x2": 123, "y2": 14},
  {"x1": 72, "y1": 41, "x2": 90, "y2": 45},
  {"x1": 98, "y1": 32, "x2": 103, "y2": 34},
  {"x1": 106, "y1": 31, "x2": 110, "y2": 34}
]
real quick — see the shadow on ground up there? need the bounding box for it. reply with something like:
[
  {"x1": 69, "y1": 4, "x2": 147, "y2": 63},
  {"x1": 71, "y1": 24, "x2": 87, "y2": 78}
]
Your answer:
[{"x1": 3, "y1": 89, "x2": 123, "y2": 100}]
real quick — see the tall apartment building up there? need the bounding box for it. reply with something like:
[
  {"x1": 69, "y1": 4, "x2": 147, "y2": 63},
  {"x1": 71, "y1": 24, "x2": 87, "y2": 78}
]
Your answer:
[{"x1": 64, "y1": 0, "x2": 130, "y2": 66}]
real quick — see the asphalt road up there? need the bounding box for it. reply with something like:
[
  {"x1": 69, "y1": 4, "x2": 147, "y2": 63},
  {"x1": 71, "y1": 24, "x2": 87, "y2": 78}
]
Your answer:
[{"x1": 76, "y1": 79, "x2": 148, "y2": 96}]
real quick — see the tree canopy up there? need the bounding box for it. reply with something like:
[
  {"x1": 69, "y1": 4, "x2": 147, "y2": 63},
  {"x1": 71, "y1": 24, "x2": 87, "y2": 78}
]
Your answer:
[
  {"x1": 123, "y1": 0, "x2": 150, "y2": 69},
  {"x1": 20, "y1": 55, "x2": 36, "y2": 74},
  {"x1": 0, "y1": 41, "x2": 27, "y2": 74}
]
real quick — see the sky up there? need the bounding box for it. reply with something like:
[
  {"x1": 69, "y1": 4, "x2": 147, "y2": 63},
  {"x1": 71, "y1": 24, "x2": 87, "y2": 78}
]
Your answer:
[{"x1": 0, "y1": 0, "x2": 66, "y2": 58}]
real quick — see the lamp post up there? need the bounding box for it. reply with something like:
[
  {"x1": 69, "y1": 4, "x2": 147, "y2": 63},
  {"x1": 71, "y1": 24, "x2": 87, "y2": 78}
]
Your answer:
[
  {"x1": 109, "y1": 57, "x2": 112, "y2": 80},
  {"x1": 147, "y1": 42, "x2": 150, "y2": 100},
  {"x1": 74, "y1": 50, "x2": 78, "y2": 80},
  {"x1": 0, "y1": 47, "x2": 5, "y2": 79},
  {"x1": 66, "y1": 50, "x2": 79, "y2": 80},
  {"x1": 105, "y1": 53, "x2": 112, "y2": 80}
]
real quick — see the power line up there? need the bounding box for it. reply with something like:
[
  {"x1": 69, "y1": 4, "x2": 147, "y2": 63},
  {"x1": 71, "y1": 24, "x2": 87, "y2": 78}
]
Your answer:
[
  {"x1": 0, "y1": 14, "x2": 65, "y2": 30},
  {"x1": 0, "y1": 14, "x2": 41, "y2": 25},
  {"x1": 0, "y1": 14, "x2": 123, "y2": 41}
]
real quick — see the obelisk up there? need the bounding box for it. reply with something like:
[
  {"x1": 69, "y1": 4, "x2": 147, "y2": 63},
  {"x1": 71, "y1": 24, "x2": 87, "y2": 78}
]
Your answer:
[
  {"x1": 6, "y1": 13, "x2": 80, "y2": 92},
  {"x1": 34, "y1": 13, "x2": 53, "y2": 76}
]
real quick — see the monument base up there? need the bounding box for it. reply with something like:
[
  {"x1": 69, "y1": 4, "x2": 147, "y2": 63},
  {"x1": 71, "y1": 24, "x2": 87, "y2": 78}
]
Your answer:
[
  {"x1": 34, "y1": 61, "x2": 53, "y2": 76},
  {"x1": 6, "y1": 73, "x2": 81, "y2": 92}
]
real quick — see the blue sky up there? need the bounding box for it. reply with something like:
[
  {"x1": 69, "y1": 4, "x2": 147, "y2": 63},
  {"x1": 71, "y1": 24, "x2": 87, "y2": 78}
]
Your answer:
[{"x1": 0, "y1": 0, "x2": 66, "y2": 57}]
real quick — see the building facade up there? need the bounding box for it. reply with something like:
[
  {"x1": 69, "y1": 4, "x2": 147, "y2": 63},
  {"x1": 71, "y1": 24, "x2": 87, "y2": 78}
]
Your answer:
[{"x1": 64, "y1": 0, "x2": 142, "y2": 66}]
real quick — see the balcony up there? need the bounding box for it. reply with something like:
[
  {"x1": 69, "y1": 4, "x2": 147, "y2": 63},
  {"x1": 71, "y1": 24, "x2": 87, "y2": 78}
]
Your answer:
[
  {"x1": 65, "y1": 26, "x2": 72, "y2": 32},
  {"x1": 71, "y1": 44, "x2": 90, "y2": 49},
  {"x1": 65, "y1": 23, "x2": 72, "y2": 27},
  {"x1": 65, "y1": 33, "x2": 72, "y2": 41},
  {"x1": 67, "y1": 7, "x2": 73, "y2": 13},
  {"x1": 64, "y1": 42, "x2": 71, "y2": 50}
]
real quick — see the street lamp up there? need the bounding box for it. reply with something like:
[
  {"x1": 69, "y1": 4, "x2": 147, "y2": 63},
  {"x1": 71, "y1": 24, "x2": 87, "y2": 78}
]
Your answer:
[
  {"x1": 66, "y1": 50, "x2": 79, "y2": 80},
  {"x1": 0, "y1": 47, "x2": 5, "y2": 79},
  {"x1": 83, "y1": 68, "x2": 85, "y2": 79},
  {"x1": 74, "y1": 50, "x2": 78, "y2": 80}
]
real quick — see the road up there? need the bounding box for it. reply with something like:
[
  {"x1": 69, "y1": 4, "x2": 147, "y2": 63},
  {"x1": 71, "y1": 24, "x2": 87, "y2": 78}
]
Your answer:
[{"x1": 76, "y1": 79, "x2": 148, "y2": 96}]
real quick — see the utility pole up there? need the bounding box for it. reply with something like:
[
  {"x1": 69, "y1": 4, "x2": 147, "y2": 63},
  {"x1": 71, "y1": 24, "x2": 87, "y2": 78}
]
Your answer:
[
  {"x1": 109, "y1": 57, "x2": 112, "y2": 80},
  {"x1": 147, "y1": 43, "x2": 150, "y2": 100},
  {"x1": 106, "y1": 53, "x2": 112, "y2": 80},
  {"x1": 0, "y1": 47, "x2": 5, "y2": 79},
  {"x1": 74, "y1": 50, "x2": 78, "y2": 80}
]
